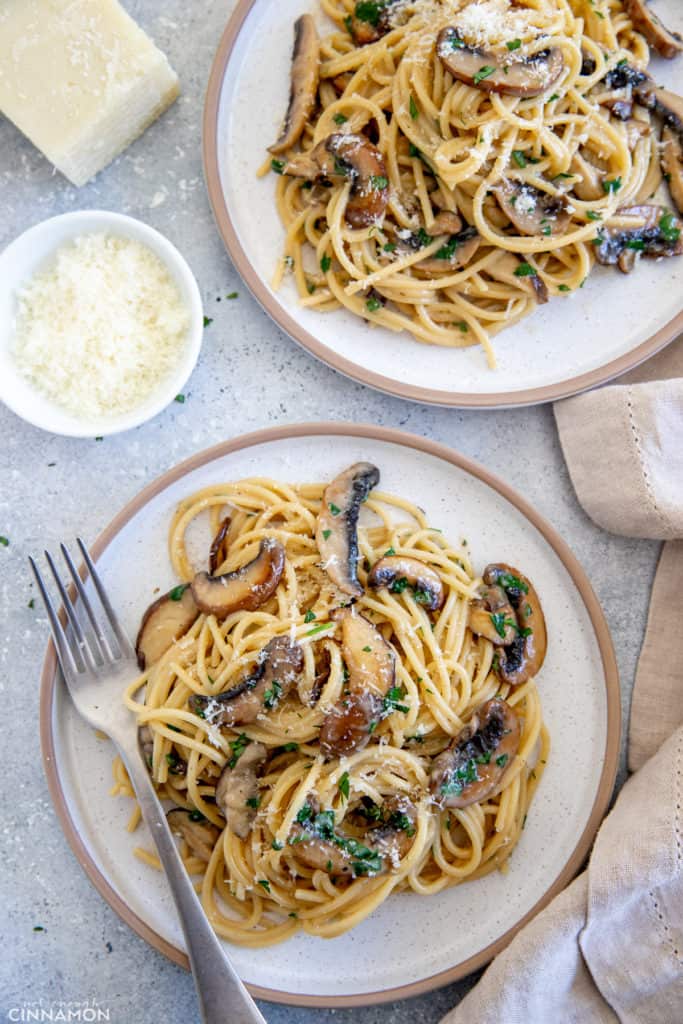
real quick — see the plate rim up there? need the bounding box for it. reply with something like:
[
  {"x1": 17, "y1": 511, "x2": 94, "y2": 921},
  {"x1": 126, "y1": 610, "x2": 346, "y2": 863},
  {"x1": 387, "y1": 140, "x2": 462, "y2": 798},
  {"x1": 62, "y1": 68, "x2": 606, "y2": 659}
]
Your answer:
[
  {"x1": 39, "y1": 422, "x2": 621, "y2": 1007},
  {"x1": 201, "y1": 0, "x2": 683, "y2": 409}
]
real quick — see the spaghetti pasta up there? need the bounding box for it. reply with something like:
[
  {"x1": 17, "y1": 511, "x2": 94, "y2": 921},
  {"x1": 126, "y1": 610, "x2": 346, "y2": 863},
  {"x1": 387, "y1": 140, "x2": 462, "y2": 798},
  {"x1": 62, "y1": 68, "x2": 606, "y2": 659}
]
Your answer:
[
  {"x1": 117, "y1": 467, "x2": 549, "y2": 946},
  {"x1": 263, "y1": 0, "x2": 683, "y2": 367}
]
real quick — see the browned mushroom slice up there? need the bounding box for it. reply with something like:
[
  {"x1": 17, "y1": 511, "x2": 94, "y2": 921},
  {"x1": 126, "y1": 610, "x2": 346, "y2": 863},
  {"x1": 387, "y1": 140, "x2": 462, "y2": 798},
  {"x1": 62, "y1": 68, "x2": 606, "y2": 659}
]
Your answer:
[
  {"x1": 209, "y1": 515, "x2": 232, "y2": 575},
  {"x1": 191, "y1": 538, "x2": 285, "y2": 617},
  {"x1": 625, "y1": 0, "x2": 683, "y2": 59},
  {"x1": 167, "y1": 809, "x2": 221, "y2": 861},
  {"x1": 436, "y1": 28, "x2": 564, "y2": 99},
  {"x1": 570, "y1": 151, "x2": 605, "y2": 201},
  {"x1": 661, "y1": 127, "x2": 683, "y2": 215},
  {"x1": 316, "y1": 461, "x2": 380, "y2": 597},
  {"x1": 416, "y1": 226, "x2": 481, "y2": 275},
  {"x1": 215, "y1": 741, "x2": 267, "y2": 838},
  {"x1": 483, "y1": 564, "x2": 547, "y2": 686},
  {"x1": 430, "y1": 698, "x2": 520, "y2": 808},
  {"x1": 430, "y1": 210, "x2": 463, "y2": 235},
  {"x1": 269, "y1": 15, "x2": 319, "y2": 155},
  {"x1": 469, "y1": 584, "x2": 518, "y2": 645},
  {"x1": 189, "y1": 636, "x2": 304, "y2": 726},
  {"x1": 489, "y1": 252, "x2": 548, "y2": 303},
  {"x1": 493, "y1": 180, "x2": 571, "y2": 237},
  {"x1": 319, "y1": 607, "x2": 396, "y2": 757},
  {"x1": 594, "y1": 205, "x2": 683, "y2": 273},
  {"x1": 290, "y1": 794, "x2": 416, "y2": 876},
  {"x1": 135, "y1": 585, "x2": 199, "y2": 670},
  {"x1": 636, "y1": 79, "x2": 683, "y2": 133},
  {"x1": 284, "y1": 134, "x2": 389, "y2": 227},
  {"x1": 367, "y1": 555, "x2": 445, "y2": 610}
]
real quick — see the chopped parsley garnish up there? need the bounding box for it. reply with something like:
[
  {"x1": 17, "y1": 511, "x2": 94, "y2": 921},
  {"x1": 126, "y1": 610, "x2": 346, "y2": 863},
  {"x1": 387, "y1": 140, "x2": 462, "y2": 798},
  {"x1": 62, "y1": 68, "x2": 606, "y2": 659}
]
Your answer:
[
  {"x1": 416, "y1": 227, "x2": 432, "y2": 247},
  {"x1": 228, "y1": 733, "x2": 251, "y2": 769},
  {"x1": 329, "y1": 502, "x2": 341, "y2": 516},
  {"x1": 413, "y1": 589, "x2": 433, "y2": 605},
  {"x1": 497, "y1": 572, "x2": 528, "y2": 595},
  {"x1": 257, "y1": 879, "x2": 271, "y2": 893},
  {"x1": 362, "y1": 645, "x2": 372, "y2": 652},
  {"x1": 490, "y1": 612, "x2": 516, "y2": 639},
  {"x1": 514, "y1": 262, "x2": 537, "y2": 277},
  {"x1": 390, "y1": 576, "x2": 409, "y2": 594},
  {"x1": 586, "y1": 211, "x2": 602, "y2": 221},
  {"x1": 496, "y1": 754, "x2": 509, "y2": 767},
  {"x1": 272, "y1": 839, "x2": 284, "y2": 850},
  {"x1": 626, "y1": 238, "x2": 645, "y2": 251},
  {"x1": 333, "y1": 113, "x2": 348, "y2": 125},
  {"x1": 542, "y1": 224, "x2": 552, "y2": 237},
  {"x1": 203, "y1": 316, "x2": 213, "y2": 327},
  {"x1": 512, "y1": 150, "x2": 527, "y2": 168},
  {"x1": 280, "y1": 742, "x2": 299, "y2": 753},
  {"x1": 455, "y1": 321, "x2": 469, "y2": 333},
  {"x1": 320, "y1": 254, "x2": 332, "y2": 272},
  {"x1": 473, "y1": 66, "x2": 496, "y2": 85},
  {"x1": 338, "y1": 771, "x2": 350, "y2": 800},
  {"x1": 271, "y1": 158, "x2": 285, "y2": 174},
  {"x1": 322, "y1": 528, "x2": 332, "y2": 540},
  {"x1": 354, "y1": 0, "x2": 387, "y2": 26},
  {"x1": 434, "y1": 237, "x2": 460, "y2": 260},
  {"x1": 370, "y1": 175, "x2": 388, "y2": 190},
  {"x1": 603, "y1": 177, "x2": 622, "y2": 194},
  {"x1": 296, "y1": 803, "x2": 313, "y2": 825},
  {"x1": 384, "y1": 546, "x2": 396, "y2": 556},
  {"x1": 383, "y1": 686, "x2": 410, "y2": 715},
  {"x1": 388, "y1": 811, "x2": 416, "y2": 836},
  {"x1": 660, "y1": 211, "x2": 681, "y2": 243},
  {"x1": 175, "y1": 394, "x2": 185, "y2": 403},
  {"x1": 558, "y1": 284, "x2": 571, "y2": 292},
  {"x1": 366, "y1": 296, "x2": 382, "y2": 312},
  {"x1": 506, "y1": 38, "x2": 521, "y2": 51},
  {"x1": 383, "y1": 242, "x2": 397, "y2": 252},
  {"x1": 369, "y1": 720, "x2": 378, "y2": 733},
  {"x1": 245, "y1": 796, "x2": 261, "y2": 809},
  {"x1": 189, "y1": 809, "x2": 206, "y2": 822},
  {"x1": 304, "y1": 609, "x2": 316, "y2": 623},
  {"x1": 169, "y1": 584, "x2": 188, "y2": 601},
  {"x1": 450, "y1": 34, "x2": 464, "y2": 49},
  {"x1": 409, "y1": 95, "x2": 419, "y2": 120},
  {"x1": 264, "y1": 680, "x2": 282, "y2": 709},
  {"x1": 548, "y1": 93, "x2": 560, "y2": 101}
]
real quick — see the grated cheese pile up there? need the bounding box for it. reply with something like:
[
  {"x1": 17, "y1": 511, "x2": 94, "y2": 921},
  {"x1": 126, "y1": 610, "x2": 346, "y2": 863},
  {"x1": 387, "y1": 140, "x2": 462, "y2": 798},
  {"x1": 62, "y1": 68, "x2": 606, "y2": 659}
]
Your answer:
[
  {"x1": 12, "y1": 232, "x2": 190, "y2": 419},
  {"x1": 390, "y1": 0, "x2": 543, "y2": 47}
]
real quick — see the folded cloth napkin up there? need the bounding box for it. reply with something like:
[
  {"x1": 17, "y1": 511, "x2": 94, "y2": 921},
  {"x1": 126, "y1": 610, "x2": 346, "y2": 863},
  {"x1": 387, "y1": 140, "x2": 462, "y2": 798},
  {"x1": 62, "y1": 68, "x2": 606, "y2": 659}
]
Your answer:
[{"x1": 441, "y1": 338, "x2": 683, "y2": 1024}]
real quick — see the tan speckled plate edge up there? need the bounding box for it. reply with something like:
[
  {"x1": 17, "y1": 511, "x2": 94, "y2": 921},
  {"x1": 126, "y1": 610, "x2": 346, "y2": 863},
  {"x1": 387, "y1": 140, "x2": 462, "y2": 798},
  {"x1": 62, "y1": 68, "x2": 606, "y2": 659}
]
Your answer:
[
  {"x1": 201, "y1": 0, "x2": 683, "y2": 409},
  {"x1": 40, "y1": 422, "x2": 620, "y2": 1006}
]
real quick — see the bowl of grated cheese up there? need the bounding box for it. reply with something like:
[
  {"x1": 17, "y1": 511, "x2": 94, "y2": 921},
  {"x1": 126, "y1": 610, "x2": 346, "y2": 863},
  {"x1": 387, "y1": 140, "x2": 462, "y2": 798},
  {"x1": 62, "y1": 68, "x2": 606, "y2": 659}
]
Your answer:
[{"x1": 0, "y1": 210, "x2": 204, "y2": 437}]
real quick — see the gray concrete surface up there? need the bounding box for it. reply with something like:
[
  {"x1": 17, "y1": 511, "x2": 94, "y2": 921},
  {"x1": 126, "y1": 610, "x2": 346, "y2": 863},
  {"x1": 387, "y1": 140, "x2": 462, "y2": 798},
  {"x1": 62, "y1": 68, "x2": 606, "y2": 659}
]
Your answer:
[{"x1": 0, "y1": 1, "x2": 660, "y2": 1021}]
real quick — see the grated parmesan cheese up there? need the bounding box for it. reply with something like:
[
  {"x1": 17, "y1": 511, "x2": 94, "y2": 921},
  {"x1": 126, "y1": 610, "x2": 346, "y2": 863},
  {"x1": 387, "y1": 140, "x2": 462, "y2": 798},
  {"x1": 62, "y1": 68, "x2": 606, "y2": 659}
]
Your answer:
[
  {"x1": 454, "y1": 0, "x2": 541, "y2": 48},
  {"x1": 12, "y1": 232, "x2": 190, "y2": 419}
]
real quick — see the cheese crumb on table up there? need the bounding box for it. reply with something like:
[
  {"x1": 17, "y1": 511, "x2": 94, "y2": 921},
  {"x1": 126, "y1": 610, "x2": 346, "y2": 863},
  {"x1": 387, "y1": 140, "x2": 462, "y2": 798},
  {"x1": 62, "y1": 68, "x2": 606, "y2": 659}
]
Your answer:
[
  {"x1": 12, "y1": 233, "x2": 190, "y2": 419},
  {"x1": 0, "y1": 0, "x2": 179, "y2": 186}
]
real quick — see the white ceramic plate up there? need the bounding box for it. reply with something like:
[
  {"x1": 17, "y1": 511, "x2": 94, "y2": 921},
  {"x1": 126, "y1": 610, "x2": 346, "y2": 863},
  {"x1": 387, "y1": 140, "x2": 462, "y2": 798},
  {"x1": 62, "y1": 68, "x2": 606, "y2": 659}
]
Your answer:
[
  {"x1": 40, "y1": 424, "x2": 619, "y2": 1006},
  {"x1": 203, "y1": 0, "x2": 683, "y2": 407}
]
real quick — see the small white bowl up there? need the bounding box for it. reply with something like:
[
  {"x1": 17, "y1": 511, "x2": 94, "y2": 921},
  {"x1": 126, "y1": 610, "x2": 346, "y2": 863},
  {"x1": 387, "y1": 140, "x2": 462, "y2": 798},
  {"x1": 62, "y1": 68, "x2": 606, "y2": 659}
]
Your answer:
[{"x1": 0, "y1": 210, "x2": 204, "y2": 437}]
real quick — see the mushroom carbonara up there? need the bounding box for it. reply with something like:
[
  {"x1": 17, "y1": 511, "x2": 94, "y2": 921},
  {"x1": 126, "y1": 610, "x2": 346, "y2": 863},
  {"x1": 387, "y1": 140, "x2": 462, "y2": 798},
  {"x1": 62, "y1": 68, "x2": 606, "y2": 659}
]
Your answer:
[
  {"x1": 264, "y1": 0, "x2": 683, "y2": 367},
  {"x1": 114, "y1": 462, "x2": 549, "y2": 946}
]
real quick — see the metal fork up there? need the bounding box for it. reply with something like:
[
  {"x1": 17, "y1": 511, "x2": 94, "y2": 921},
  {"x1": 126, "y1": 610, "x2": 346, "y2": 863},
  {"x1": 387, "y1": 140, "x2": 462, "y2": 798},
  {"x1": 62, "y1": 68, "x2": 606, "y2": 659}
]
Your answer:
[{"x1": 31, "y1": 539, "x2": 266, "y2": 1024}]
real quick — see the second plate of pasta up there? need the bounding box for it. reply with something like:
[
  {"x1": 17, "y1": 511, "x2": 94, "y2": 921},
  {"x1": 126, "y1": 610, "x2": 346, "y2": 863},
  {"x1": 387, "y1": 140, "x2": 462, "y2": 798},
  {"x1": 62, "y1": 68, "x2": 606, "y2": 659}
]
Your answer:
[
  {"x1": 204, "y1": 0, "x2": 683, "y2": 406},
  {"x1": 41, "y1": 424, "x2": 619, "y2": 1004}
]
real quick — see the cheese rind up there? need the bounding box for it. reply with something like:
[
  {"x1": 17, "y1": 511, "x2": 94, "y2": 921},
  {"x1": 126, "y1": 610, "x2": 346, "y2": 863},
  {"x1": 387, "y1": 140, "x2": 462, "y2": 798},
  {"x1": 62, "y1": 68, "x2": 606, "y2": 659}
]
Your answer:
[{"x1": 0, "y1": 0, "x2": 180, "y2": 186}]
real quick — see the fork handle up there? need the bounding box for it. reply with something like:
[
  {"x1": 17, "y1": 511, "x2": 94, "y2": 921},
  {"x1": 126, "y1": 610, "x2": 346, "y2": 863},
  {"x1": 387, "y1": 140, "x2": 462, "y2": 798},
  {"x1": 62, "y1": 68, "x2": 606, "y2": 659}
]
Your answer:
[{"x1": 117, "y1": 742, "x2": 267, "y2": 1024}]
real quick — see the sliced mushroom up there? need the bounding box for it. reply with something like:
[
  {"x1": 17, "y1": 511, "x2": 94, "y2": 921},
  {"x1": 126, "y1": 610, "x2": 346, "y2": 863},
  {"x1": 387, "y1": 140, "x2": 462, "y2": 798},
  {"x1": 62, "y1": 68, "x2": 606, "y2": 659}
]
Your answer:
[
  {"x1": 570, "y1": 151, "x2": 605, "y2": 201},
  {"x1": 483, "y1": 564, "x2": 547, "y2": 686},
  {"x1": 469, "y1": 584, "x2": 518, "y2": 645},
  {"x1": 436, "y1": 28, "x2": 564, "y2": 99},
  {"x1": 367, "y1": 555, "x2": 445, "y2": 610},
  {"x1": 594, "y1": 204, "x2": 683, "y2": 273},
  {"x1": 635, "y1": 79, "x2": 683, "y2": 134},
  {"x1": 624, "y1": 0, "x2": 683, "y2": 59},
  {"x1": 489, "y1": 252, "x2": 548, "y2": 303},
  {"x1": 284, "y1": 133, "x2": 389, "y2": 227},
  {"x1": 348, "y1": 0, "x2": 397, "y2": 45},
  {"x1": 209, "y1": 516, "x2": 232, "y2": 575},
  {"x1": 316, "y1": 461, "x2": 380, "y2": 597},
  {"x1": 215, "y1": 741, "x2": 267, "y2": 839},
  {"x1": 269, "y1": 15, "x2": 319, "y2": 155},
  {"x1": 661, "y1": 126, "x2": 683, "y2": 215},
  {"x1": 189, "y1": 636, "x2": 304, "y2": 726},
  {"x1": 319, "y1": 607, "x2": 396, "y2": 757},
  {"x1": 135, "y1": 585, "x2": 199, "y2": 670},
  {"x1": 430, "y1": 698, "x2": 520, "y2": 808},
  {"x1": 167, "y1": 809, "x2": 221, "y2": 861},
  {"x1": 290, "y1": 794, "x2": 416, "y2": 877},
  {"x1": 493, "y1": 180, "x2": 571, "y2": 237},
  {"x1": 191, "y1": 538, "x2": 285, "y2": 618},
  {"x1": 415, "y1": 225, "x2": 481, "y2": 274},
  {"x1": 430, "y1": 210, "x2": 463, "y2": 235}
]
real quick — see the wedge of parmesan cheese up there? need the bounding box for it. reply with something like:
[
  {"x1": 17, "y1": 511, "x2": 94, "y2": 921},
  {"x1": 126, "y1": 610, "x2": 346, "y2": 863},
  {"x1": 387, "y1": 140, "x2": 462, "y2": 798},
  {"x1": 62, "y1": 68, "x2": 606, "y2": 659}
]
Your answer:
[{"x1": 0, "y1": 0, "x2": 179, "y2": 186}]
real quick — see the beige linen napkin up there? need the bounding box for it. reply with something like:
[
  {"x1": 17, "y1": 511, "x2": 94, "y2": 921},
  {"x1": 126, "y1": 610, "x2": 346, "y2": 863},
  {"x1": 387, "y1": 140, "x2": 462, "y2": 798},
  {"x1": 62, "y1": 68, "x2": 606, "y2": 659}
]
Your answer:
[{"x1": 442, "y1": 338, "x2": 683, "y2": 1024}]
